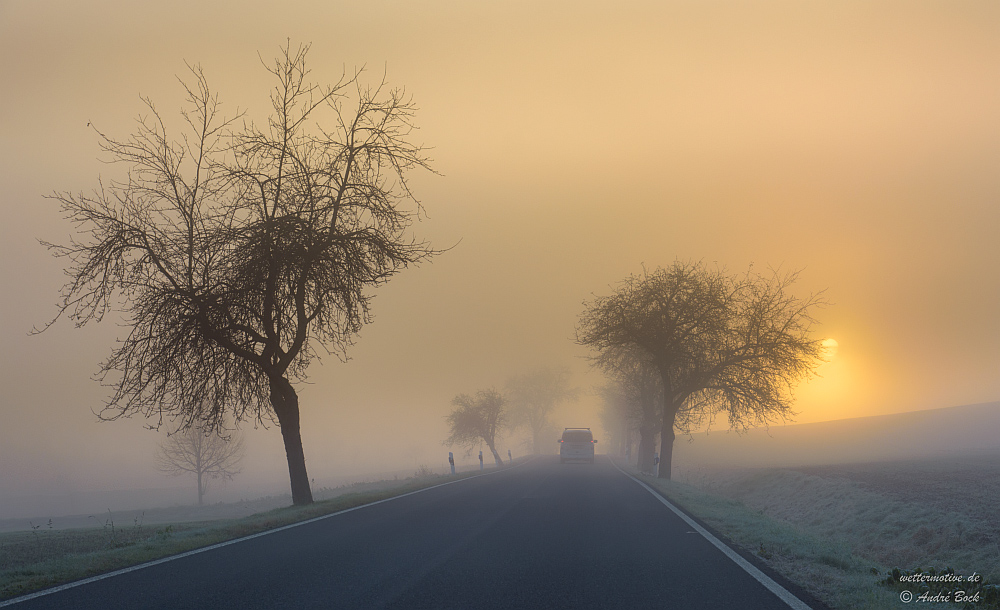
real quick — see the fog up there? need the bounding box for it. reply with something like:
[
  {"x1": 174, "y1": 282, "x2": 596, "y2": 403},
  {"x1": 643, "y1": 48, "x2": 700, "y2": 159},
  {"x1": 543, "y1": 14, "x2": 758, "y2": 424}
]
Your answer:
[
  {"x1": 1, "y1": 1, "x2": 998, "y2": 520},
  {"x1": 672, "y1": 401, "x2": 1000, "y2": 473}
]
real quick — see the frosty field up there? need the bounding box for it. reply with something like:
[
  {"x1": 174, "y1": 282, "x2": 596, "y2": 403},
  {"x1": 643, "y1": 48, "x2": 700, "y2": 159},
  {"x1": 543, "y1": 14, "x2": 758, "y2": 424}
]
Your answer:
[{"x1": 644, "y1": 451, "x2": 1000, "y2": 609}]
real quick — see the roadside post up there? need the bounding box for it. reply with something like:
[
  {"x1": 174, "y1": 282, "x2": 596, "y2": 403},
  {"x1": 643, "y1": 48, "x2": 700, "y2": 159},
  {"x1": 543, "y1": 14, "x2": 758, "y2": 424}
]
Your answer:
[
  {"x1": 479, "y1": 450, "x2": 484, "y2": 471},
  {"x1": 448, "y1": 451, "x2": 455, "y2": 475},
  {"x1": 507, "y1": 449, "x2": 512, "y2": 465},
  {"x1": 653, "y1": 452, "x2": 660, "y2": 475}
]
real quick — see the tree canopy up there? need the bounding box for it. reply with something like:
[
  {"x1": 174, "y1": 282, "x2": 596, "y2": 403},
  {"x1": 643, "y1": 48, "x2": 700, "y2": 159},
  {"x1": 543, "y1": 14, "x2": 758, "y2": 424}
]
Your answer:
[{"x1": 578, "y1": 261, "x2": 825, "y2": 478}]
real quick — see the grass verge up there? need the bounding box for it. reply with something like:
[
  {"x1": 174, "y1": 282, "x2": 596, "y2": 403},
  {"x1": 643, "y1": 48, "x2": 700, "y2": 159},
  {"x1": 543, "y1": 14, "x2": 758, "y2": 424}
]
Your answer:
[
  {"x1": 0, "y1": 464, "x2": 510, "y2": 602},
  {"x1": 625, "y1": 463, "x2": 999, "y2": 610}
]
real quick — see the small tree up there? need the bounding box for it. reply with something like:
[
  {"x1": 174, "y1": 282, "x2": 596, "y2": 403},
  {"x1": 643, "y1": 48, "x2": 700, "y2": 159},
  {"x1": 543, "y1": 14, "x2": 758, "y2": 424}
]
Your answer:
[
  {"x1": 505, "y1": 368, "x2": 577, "y2": 454},
  {"x1": 578, "y1": 261, "x2": 825, "y2": 479},
  {"x1": 155, "y1": 427, "x2": 245, "y2": 505},
  {"x1": 37, "y1": 43, "x2": 437, "y2": 505},
  {"x1": 444, "y1": 388, "x2": 507, "y2": 467}
]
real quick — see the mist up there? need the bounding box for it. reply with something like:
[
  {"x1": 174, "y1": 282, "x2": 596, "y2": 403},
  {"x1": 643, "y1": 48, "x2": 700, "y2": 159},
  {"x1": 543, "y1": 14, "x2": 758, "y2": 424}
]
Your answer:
[{"x1": 1, "y1": 1, "x2": 998, "y2": 522}]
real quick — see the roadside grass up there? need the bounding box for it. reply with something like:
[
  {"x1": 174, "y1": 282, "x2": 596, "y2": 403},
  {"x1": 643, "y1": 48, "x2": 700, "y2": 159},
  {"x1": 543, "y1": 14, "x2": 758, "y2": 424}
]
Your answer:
[
  {"x1": 0, "y1": 463, "x2": 512, "y2": 602},
  {"x1": 683, "y1": 467, "x2": 1000, "y2": 579},
  {"x1": 627, "y1": 461, "x2": 999, "y2": 610}
]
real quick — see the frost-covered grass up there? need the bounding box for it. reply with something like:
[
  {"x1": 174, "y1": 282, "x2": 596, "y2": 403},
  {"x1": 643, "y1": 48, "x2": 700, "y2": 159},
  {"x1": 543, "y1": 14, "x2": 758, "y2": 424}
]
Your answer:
[
  {"x1": 681, "y1": 466, "x2": 999, "y2": 578},
  {"x1": 631, "y1": 456, "x2": 1000, "y2": 610},
  {"x1": 0, "y1": 465, "x2": 502, "y2": 601}
]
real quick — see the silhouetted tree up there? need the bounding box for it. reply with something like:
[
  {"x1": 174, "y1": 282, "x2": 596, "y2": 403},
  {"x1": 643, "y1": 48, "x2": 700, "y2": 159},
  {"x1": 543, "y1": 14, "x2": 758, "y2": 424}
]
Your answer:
[
  {"x1": 155, "y1": 426, "x2": 245, "y2": 505},
  {"x1": 445, "y1": 389, "x2": 507, "y2": 467},
  {"x1": 505, "y1": 368, "x2": 577, "y2": 454},
  {"x1": 37, "y1": 42, "x2": 437, "y2": 505},
  {"x1": 577, "y1": 261, "x2": 824, "y2": 479}
]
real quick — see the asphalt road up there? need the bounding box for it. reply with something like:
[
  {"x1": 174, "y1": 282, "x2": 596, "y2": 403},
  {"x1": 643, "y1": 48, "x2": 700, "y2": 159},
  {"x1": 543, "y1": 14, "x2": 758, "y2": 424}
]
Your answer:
[{"x1": 8, "y1": 456, "x2": 815, "y2": 609}]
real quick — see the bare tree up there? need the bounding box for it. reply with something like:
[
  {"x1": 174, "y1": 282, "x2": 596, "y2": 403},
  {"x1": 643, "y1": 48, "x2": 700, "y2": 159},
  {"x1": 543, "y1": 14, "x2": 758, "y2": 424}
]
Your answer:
[
  {"x1": 505, "y1": 368, "x2": 577, "y2": 454},
  {"x1": 155, "y1": 426, "x2": 245, "y2": 505},
  {"x1": 37, "y1": 42, "x2": 437, "y2": 505},
  {"x1": 444, "y1": 388, "x2": 507, "y2": 467},
  {"x1": 577, "y1": 261, "x2": 825, "y2": 479}
]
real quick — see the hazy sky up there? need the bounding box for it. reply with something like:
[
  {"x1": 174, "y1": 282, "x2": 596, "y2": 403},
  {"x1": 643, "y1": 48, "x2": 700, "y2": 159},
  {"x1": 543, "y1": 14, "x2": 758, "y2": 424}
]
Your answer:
[{"x1": 1, "y1": 1, "x2": 998, "y2": 508}]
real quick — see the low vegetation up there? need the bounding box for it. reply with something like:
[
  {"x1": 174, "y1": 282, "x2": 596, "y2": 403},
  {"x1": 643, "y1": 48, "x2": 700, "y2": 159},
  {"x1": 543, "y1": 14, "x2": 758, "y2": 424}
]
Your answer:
[
  {"x1": 0, "y1": 465, "x2": 506, "y2": 601},
  {"x1": 629, "y1": 456, "x2": 1000, "y2": 609}
]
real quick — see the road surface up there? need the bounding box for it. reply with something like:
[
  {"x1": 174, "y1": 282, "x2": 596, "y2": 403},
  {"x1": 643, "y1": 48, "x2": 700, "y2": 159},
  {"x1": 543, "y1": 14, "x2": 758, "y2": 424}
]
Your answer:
[{"x1": 6, "y1": 456, "x2": 819, "y2": 609}]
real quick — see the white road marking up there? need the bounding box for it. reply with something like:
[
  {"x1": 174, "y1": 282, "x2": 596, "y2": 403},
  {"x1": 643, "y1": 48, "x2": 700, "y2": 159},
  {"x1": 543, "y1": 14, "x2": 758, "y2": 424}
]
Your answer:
[
  {"x1": 0, "y1": 458, "x2": 535, "y2": 607},
  {"x1": 609, "y1": 458, "x2": 815, "y2": 610}
]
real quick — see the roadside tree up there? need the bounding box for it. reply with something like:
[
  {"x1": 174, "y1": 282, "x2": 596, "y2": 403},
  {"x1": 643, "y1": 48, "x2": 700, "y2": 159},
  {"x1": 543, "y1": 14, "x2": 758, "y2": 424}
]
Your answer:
[
  {"x1": 155, "y1": 426, "x2": 245, "y2": 505},
  {"x1": 445, "y1": 389, "x2": 507, "y2": 467},
  {"x1": 577, "y1": 261, "x2": 824, "y2": 479},
  {"x1": 37, "y1": 43, "x2": 437, "y2": 505}
]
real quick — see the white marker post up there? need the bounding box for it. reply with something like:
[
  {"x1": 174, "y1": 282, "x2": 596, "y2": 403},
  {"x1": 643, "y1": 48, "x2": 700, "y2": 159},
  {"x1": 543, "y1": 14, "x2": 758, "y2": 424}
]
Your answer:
[
  {"x1": 448, "y1": 451, "x2": 455, "y2": 475},
  {"x1": 478, "y1": 450, "x2": 484, "y2": 471}
]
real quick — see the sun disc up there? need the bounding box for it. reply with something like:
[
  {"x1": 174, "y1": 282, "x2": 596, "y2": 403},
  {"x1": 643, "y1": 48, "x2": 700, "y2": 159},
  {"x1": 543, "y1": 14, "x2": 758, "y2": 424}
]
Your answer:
[{"x1": 821, "y1": 338, "x2": 839, "y2": 359}]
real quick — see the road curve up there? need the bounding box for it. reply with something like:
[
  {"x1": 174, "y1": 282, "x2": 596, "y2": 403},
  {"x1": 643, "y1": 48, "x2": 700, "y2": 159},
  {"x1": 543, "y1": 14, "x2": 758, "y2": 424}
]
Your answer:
[{"x1": 6, "y1": 456, "x2": 817, "y2": 609}]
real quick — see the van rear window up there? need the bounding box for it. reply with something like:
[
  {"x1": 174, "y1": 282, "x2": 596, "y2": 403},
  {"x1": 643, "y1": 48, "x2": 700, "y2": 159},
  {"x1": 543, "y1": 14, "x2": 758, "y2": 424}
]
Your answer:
[{"x1": 562, "y1": 430, "x2": 593, "y2": 443}]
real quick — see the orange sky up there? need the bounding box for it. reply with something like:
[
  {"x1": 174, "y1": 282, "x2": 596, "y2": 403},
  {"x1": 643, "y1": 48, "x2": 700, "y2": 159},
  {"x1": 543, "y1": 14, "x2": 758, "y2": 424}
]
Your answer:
[{"x1": 1, "y1": 0, "x2": 998, "y2": 506}]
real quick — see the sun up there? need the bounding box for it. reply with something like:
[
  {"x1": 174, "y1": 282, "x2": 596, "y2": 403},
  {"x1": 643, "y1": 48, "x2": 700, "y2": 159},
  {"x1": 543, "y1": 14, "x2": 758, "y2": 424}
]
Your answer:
[{"x1": 821, "y1": 338, "x2": 839, "y2": 360}]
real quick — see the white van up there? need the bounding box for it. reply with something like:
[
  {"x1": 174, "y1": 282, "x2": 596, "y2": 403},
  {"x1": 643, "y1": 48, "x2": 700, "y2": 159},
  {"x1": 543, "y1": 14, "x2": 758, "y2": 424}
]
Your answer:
[{"x1": 559, "y1": 428, "x2": 597, "y2": 463}]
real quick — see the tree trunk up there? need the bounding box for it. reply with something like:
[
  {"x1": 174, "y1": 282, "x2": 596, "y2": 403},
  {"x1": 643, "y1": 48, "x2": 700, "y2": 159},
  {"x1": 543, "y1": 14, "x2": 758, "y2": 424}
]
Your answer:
[
  {"x1": 486, "y1": 441, "x2": 504, "y2": 467},
  {"x1": 656, "y1": 363, "x2": 679, "y2": 479},
  {"x1": 637, "y1": 424, "x2": 656, "y2": 473},
  {"x1": 197, "y1": 470, "x2": 204, "y2": 505},
  {"x1": 658, "y1": 404, "x2": 678, "y2": 480},
  {"x1": 269, "y1": 376, "x2": 314, "y2": 505}
]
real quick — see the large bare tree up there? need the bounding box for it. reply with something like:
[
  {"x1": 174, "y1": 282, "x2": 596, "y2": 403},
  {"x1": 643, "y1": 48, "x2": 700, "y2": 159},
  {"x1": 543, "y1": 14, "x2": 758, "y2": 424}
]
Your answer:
[
  {"x1": 38, "y1": 43, "x2": 437, "y2": 505},
  {"x1": 155, "y1": 426, "x2": 245, "y2": 505},
  {"x1": 577, "y1": 261, "x2": 825, "y2": 479},
  {"x1": 444, "y1": 388, "x2": 507, "y2": 467},
  {"x1": 505, "y1": 368, "x2": 577, "y2": 454}
]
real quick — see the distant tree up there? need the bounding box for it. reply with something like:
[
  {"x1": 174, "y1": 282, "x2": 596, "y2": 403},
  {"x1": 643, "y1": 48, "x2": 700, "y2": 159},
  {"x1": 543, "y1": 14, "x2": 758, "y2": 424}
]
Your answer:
[
  {"x1": 445, "y1": 388, "x2": 507, "y2": 467},
  {"x1": 597, "y1": 384, "x2": 632, "y2": 458},
  {"x1": 505, "y1": 368, "x2": 578, "y2": 454},
  {"x1": 577, "y1": 261, "x2": 824, "y2": 479},
  {"x1": 155, "y1": 426, "x2": 245, "y2": 505},
  {"x1": 594, "y1": 347, "x2": 662, "y2": 473},
  {"x1": 36, "y1": 42, "x2": 437, "y2": 505}
]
